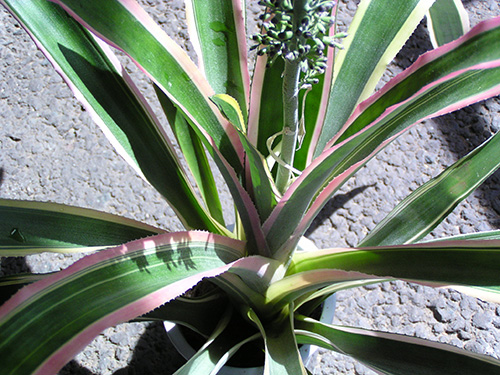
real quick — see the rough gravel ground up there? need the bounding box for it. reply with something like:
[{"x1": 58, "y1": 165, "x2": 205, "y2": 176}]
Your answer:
[{"x1": 1, "y1": 0, "x2": 500, "y2": 374}]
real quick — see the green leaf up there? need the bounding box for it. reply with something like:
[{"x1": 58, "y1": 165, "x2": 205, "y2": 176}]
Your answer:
[
  {"x1": 313, "y1": 0, "x2": 434, "y2": 156},
  {"x1": 185, "y1": 0, "x2": 250, "y2": 116},
  {"x1": 360, "y1": 129, "x2": 500, "y2": 246},
  {"x1": 428, "y1": 0, "x2": 469, "y2": 48},
  {"x1": 248, "y1": 307, "x2": 306, "y2": 375},
  {"x1": 138, "y1": 293, "x2": 229, "y2": 337},
  {"x1": 248, "y1": 57, "x2": 285, "y2": 158},
  {"x1": 174, "y1": 308, "x2": 263, "y2": 375},
  {"x1": 2, "y1": 0, "x2": 223, "y2": 232},
  {"x1": 296, "y1": 316, "x2": 500, "y2": 375},
  {"x1": 210, "y1": 94, "x2": 246, "y2": 134},
  {"x1": 53, "y1": 0, "x2": 243, "y2": 173},
  {"x1": 0, "y1": 232, "x2": 246, "y2": 375},
  {"x1": 289, "y1": 241, "x2": 500, "y2": 301},
  {"x1": 335, "y1": 16, "x2": 500, "y2": 146},
  {"x1": 426, "y1": 230, "x2": 500, "y2": 242},
  {"x1": 240, "y1": 138, "x2": 279, "y2": 223},
  {"x1": 0, "y1": 199, "x2": 162, "y2": 255},
  {"x1": 155, "y1": 86, "x2": 225, "y2": 225}
]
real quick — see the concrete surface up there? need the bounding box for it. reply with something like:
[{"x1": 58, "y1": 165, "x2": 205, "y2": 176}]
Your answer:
[{"x1": 1, "y1": 0, "x2": 500, "y2": 374}]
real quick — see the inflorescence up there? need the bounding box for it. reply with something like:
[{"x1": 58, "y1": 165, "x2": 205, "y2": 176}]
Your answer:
[{"x1": 252, "y1": 0, "x2": 346, "y2": 88}]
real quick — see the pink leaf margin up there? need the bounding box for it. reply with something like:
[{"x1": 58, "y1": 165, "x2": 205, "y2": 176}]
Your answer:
[
  {"x1": 232, "y1": 0, "x2": 251, "y2": 106},
  {"x1": 246, "y1": 52, "x2": 267, "y2": 146},
  {"x1": 305, "y1": 2, "x2": 339, "y2": 166}
]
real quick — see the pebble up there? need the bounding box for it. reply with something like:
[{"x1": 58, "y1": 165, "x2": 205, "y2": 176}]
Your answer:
[
  {"x1": 472, "y1": 312, "x2": 493, "y2": 330},
  {"x1": 464, "y1": 340, "x2": 487, "y2": 354},
  {"x1": 109, "y1": 332, "x2": 130, "y2": 347}
]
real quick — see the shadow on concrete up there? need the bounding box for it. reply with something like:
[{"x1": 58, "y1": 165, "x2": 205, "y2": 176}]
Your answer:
[
  {"x1": 60, "y1": 361, "x2": 94, "y2": 375},
  {"x1": 112, "y1": 322, "x2": 185, "y2": 375},
  {"x1": 306, "y1": 185, "x2": 372, "y2": 237},
  {"x1": 57, "y1": 321, "x2": 185, "y2": 375}
]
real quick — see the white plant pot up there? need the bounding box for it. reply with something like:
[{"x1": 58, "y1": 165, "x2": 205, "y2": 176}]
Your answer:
[
  {"x1": 164, "y1": 320, "x2": 263, "y2": 375},
  {"x1": 295, "y1": 236, "x2": 337, "y2": 368},
  {"x1": 165, "y1": 236, "x2": 336, "y2": 374}
]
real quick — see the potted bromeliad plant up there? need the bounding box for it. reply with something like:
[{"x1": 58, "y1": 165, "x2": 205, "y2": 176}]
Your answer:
[{"x1": 2, "y1": 0, "x2": 500, "y2": 373}]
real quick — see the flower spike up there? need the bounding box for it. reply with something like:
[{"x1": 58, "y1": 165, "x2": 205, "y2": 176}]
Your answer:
[{"x1": 254, "y1": 0, "x2": 344, "y2": 88}]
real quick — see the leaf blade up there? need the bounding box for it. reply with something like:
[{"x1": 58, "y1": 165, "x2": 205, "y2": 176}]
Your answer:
[
  {"x1": 186, "y1": 0, "x2": 250, "y2": 116},
  {"x1": 155, "y1": 86, "x2": 225, "y2": 225},
  {"x1": 0, "y1": 199, "x2": 162, "y2": 256},
  {"x1": 428, "y1": 0, "x2": 469, "y2": 48},
  {"x1": 360, "y1": 129, "x2": 500, "y2": 246},
  {"x1": 289, "y1": 240, "x2": 500, "y2": 302},
  {"x1": 0, "y1": 231, "x2": 246, "y2": 375},
  {"x1": 296, "y1": 316, "x2": 500, "y2": 375}
]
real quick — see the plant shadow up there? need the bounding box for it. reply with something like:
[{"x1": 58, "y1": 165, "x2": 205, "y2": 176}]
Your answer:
[
  {"x1": 57, "y1": 321, "x2": 185, "y2": 375},
  {"x1": 112, "y1": 321, "x2": 185, "y2": 375},
  {"x1": 305, "y1": 185, "x2": 372, "y2": 236}
]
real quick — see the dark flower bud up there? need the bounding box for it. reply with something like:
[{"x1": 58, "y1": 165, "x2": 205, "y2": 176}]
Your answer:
[{"x1": 278, "y1": 31, "x2": 293, "y2": 40}]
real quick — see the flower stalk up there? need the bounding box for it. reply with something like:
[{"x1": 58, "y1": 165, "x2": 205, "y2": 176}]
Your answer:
[
  {"x1": 276, "y1": 58, "x2": 301, "y2": 192},
  {"x1": 255, "y1": 0, "x2": 340, "y2": 193}
]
